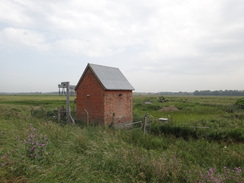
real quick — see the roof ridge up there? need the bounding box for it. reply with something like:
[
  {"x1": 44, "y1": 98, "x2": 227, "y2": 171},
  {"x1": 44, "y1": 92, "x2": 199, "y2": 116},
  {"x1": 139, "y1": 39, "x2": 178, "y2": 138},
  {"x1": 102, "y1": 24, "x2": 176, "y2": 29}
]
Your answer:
[{"x1": 88, "y1": 63, "x2": 119, "y2": 69}]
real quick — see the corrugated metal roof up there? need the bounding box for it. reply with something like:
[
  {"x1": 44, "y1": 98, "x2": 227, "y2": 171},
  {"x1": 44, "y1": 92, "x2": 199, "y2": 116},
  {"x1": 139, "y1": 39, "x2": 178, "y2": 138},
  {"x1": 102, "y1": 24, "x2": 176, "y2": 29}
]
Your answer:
[
  {"x1": 75, "y1": 63, "x2": 134, "y2": 91},
  {"x1": 89, "y1": 64, "x2": 134, "y2": 90}
]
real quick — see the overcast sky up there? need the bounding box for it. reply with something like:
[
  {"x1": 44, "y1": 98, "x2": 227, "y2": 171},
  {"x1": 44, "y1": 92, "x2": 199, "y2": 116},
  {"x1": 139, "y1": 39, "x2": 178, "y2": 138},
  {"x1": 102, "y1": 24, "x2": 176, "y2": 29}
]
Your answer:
[{"x1": 1, "y1": 0, "x2": 244, "y2": 93}]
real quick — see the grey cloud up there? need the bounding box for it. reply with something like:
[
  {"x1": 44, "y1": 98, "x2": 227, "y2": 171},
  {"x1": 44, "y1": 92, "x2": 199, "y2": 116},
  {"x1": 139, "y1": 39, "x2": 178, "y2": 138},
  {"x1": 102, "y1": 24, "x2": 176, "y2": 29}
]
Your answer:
[{"x1": 1, "y1": 0, "x2": 244, "y2": 92}]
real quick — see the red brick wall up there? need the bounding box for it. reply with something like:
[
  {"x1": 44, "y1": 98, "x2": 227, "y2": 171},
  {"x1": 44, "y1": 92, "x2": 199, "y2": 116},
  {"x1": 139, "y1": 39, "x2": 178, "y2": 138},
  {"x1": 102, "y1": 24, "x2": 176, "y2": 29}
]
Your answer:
[
  {"x1": 104, "y1": 90, "x2": 133, "y2": 125},
  {"x1": 76, "y1": 68, "x2": 105, "y2": 124},
  {"x1": 76, "y1": 68, "x2": 133, "y2": 125}
]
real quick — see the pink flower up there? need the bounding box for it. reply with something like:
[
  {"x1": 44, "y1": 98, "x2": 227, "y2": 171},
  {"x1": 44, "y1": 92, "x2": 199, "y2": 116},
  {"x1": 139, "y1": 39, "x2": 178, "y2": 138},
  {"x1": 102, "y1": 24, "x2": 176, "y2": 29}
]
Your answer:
[{"x1": 1, "y1": 155, "x2": 7, "y2": 159}]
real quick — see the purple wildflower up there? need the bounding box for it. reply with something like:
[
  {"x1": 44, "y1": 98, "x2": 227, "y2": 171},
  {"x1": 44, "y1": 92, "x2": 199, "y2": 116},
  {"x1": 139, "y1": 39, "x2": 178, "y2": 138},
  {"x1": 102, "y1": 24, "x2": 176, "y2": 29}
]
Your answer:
[{"x1": 1, "y1": 155, "x2": 7, "y2": 159}]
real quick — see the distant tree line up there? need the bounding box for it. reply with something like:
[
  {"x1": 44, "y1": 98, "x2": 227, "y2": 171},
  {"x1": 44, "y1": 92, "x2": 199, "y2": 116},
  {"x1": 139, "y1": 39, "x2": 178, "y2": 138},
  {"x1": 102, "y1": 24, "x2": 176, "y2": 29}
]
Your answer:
[
  {"x1": 155, "y1": 90, "x2": 244, "y2": 96},
  {"x1": 193, "y1": 90, "x2": 244, "y2": 96},
  {"x1": 157, "y1": 91, "x2": 193, "y2": 95}
]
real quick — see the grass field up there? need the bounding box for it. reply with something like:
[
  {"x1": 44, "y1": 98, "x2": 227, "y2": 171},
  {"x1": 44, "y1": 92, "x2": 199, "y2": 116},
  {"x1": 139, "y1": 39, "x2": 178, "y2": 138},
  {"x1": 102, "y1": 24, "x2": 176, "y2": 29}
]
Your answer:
[{"x1": 0, "y1": 95, "x2": 243, "y2": 182}]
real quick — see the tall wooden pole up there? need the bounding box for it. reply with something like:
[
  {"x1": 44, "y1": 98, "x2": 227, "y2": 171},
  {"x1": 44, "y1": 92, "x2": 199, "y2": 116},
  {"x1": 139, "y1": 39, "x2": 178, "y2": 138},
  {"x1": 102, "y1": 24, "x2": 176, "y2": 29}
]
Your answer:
[{"x1": 66, "y1": 82, "x2": 70, "y2": 123}]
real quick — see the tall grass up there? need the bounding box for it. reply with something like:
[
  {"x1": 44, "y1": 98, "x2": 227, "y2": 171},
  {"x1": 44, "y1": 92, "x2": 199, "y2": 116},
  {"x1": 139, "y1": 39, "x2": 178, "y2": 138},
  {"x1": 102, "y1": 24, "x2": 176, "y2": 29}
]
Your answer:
[{"x1": 0, "y1": 95, "x2": 243, "y2": 182}]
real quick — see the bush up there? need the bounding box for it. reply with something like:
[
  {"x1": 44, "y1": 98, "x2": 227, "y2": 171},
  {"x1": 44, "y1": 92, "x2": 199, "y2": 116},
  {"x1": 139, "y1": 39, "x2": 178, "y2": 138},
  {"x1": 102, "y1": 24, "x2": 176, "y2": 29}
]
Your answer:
[
  {"x1": 147, "y1": 104, "x2": 161, "y2": 111},
  {"x1": 235, "y1": 98, "x2": 244, "y2": 109},
  {"x1": 158, "y1": 96, "x2": 169, "y2": 103}
]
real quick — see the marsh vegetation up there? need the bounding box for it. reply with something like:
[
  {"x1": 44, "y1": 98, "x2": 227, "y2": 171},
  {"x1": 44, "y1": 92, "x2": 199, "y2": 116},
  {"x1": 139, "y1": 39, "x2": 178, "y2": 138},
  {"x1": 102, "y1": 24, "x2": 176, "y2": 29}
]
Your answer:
[{"x1": 0, "y1": 95, "x2": 243, "y2": 182}]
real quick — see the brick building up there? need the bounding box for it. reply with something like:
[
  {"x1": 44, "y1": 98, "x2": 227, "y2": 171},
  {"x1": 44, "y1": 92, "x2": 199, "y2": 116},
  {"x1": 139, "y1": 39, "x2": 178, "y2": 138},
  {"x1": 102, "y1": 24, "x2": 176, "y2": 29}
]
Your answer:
[{"x1": 75, "y1": 63, "x2": 134, "y2": 125}]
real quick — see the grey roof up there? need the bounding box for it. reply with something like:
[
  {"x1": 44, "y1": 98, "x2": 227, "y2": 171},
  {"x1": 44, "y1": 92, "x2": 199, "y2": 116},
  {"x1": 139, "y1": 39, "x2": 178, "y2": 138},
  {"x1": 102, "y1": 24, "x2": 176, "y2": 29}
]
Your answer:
[{"x1": 76, "y1": 63, "x2": 134, "y2": 90}]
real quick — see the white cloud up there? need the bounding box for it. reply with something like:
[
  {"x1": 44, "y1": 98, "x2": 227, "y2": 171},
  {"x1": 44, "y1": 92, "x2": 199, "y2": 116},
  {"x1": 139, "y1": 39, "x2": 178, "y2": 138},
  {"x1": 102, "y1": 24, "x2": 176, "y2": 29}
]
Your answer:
[
  {"x1": 54, "y1": 38, "x2": 120, "y2": 57},
  {"x1": 0, "y1": 0, "x2": 33, "y2": 26},
  {"x1": 0, "y1": 0, "x2": 244, "y2": 92},
  {"x1": 0, "y1": 28, "x2": 50, "y2": 51}
]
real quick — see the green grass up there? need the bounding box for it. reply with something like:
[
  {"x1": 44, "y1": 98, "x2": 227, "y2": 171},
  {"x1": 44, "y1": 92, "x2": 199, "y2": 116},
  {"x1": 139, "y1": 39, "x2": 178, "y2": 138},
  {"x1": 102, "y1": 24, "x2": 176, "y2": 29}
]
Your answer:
[
  {"x1": 0, "y1": 95, "x2": 76, "y2": 108},
  {"x1": 0, "y1": 95, "x2": 243, "y2": 182},
  {"x1": 133, "y1": 95, "x2": 244, "y2": 126}
]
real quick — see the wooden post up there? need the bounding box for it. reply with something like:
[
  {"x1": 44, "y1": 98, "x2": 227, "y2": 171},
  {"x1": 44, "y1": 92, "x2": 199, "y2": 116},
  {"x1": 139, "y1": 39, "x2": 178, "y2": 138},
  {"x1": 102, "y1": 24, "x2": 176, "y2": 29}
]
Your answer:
[
  {"x1": 143, "y1": 113, "x2": 149, "y2": 134},
  {"x1": 57, "y1": 107, "x2": 61, "y2": 122},
  {"x1": 109, "y1": 113, "x2": 115, "y2": 128},
  {"x1": 112, "y1": 113, "x2": 115, "y2": 124},
  {"x1": 84, "y1": 109, "x2": 89, "y2": 125},
  {"x1": 66, "y1": 82, "x2": 70, "y2": 123},
  {"x1": 30, "y1": 106, "x2": 33, "y2": 116},
  {"x1": 69, "y1": 107, "x2": 75, "y2": 125},
  {"x1": 41, "y1": 107, "x2": 44, "y2": 117}
]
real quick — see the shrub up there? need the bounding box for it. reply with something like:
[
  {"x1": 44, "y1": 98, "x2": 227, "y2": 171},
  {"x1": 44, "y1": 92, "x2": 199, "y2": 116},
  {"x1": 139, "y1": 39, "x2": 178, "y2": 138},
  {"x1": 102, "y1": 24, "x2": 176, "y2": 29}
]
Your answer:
[
  {"x1": 235, "y1": 98, "x2": 244, "y2": 109},
  {"x1": 146, "y1": 104, "x2": 161, "y2": 111},
  {"x1": 158, "y1": 96, "x2": 169, "y2": 103}
]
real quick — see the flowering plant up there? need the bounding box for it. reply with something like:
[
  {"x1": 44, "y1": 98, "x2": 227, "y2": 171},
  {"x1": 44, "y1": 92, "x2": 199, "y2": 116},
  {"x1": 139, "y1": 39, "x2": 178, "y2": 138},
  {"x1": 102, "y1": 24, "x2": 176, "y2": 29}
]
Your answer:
[
  {"x1": 1, "y1": 124, "x2": 49, "y2": 175},
  {"x1": 20, "y1": 124, "x2": 48, "y2": 160},
  {"x1": 196, "y1": 167, "x2": 243, "y2": 183}
]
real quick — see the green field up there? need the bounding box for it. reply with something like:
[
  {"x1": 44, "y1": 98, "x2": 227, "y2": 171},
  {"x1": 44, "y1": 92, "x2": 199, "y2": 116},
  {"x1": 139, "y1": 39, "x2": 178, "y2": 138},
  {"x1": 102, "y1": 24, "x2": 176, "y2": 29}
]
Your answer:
[{"x1": 0, "y1": 95, "x2": 243, "y2": 182}]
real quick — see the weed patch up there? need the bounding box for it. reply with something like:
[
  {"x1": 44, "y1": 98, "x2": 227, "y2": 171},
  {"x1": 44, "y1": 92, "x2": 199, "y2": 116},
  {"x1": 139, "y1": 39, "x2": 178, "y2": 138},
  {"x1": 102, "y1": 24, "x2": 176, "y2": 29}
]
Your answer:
[{"x1": 1, "y1": 124, "x2": 49, "y2": 178}]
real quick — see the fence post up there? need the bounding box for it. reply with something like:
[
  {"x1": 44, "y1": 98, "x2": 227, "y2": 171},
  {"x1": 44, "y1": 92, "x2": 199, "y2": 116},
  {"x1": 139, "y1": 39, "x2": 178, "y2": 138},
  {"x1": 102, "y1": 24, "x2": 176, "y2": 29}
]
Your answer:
[
  {"x1": 57, "y1": 107, "x2": 61, "y2": 122},
  {"x1": 40, "y1": 107, "x2": 44, "y2": 117},
  {"x1": 66, "y1": 82, "x2": 70, "y2": 123},
  {"x1": 84, "y1": 109, "x2": 89, "y2": 125},
  {"x1": 109, "y1": 113, "x2": 115, "y2": 128},
  {"x1": 143, "y1": 113, "x2": 149, "y2": 134},
  {"x1": 30, "y1": 106, "x2": 33, "y2": 116},
  {"x1": 69, "y1": 107, "x2": 75, "y2": 125}
]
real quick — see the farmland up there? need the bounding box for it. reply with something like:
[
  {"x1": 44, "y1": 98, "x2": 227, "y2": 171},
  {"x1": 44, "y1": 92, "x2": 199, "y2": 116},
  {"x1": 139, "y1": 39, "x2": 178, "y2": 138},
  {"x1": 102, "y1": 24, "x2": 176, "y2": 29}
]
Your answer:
[{"x1": 0, "y1": 95, "x2": 243, "y2": 182}]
